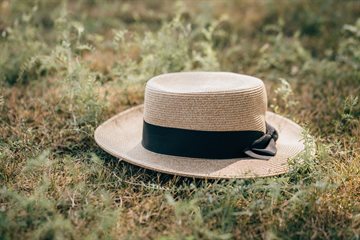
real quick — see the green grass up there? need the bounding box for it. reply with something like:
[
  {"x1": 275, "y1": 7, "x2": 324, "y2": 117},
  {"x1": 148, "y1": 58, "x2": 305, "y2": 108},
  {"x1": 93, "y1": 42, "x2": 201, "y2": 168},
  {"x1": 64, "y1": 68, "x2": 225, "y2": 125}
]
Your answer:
[{"x1": 0, "y1": 0, "x2": 359, "y2": 239}]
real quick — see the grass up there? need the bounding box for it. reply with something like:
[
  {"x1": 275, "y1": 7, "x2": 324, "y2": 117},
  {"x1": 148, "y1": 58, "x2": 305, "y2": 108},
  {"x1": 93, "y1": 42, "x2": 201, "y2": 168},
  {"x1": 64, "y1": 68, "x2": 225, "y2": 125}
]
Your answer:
[{"x1": 0, "y1": 0, "x2": 359, "y2": 239}]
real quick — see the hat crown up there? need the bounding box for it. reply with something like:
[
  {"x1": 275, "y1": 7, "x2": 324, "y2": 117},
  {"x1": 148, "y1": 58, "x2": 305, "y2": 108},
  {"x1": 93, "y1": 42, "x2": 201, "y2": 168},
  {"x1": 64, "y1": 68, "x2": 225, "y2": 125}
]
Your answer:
[{"x1": 144, "y1": 72, "x2": 267, "y2": 132}]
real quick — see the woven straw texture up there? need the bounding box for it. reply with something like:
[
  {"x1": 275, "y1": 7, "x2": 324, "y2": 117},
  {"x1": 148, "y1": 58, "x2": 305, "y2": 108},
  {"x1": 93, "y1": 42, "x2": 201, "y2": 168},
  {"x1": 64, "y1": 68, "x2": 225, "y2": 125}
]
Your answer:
[
  {"x1": 95, "y1": 105, "x2": 305, "y2": 179},
  {"x1": 144, "y1": 72, "x2": 267, "y2": 132}
]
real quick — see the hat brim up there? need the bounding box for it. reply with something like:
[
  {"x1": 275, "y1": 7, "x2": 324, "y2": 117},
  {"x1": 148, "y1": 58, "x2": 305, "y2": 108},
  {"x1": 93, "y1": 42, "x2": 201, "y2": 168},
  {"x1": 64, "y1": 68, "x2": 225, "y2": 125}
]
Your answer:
[{"x1": 95, "y1": 105, "x2": 305, "y2": 179}]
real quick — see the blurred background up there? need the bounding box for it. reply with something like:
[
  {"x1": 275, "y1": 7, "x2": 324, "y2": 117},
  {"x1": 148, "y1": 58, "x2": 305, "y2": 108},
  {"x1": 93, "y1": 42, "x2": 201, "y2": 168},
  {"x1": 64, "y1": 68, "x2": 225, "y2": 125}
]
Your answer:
[
  {"x1": 1, "y1": 0, "x2": 359, "y2": 119},
  {"x1": 0, "y1": 1, "x2": 359, "y2": 239}
]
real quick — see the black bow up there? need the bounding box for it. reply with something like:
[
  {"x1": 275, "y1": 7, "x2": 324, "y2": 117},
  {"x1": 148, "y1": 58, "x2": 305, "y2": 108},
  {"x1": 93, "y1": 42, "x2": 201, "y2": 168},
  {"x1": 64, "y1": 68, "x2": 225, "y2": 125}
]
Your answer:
[
  {"x1": 244, "y1": 123, "x2": 278, "y2": 160},
  {"x1": 142, "y1": 121, "x2": 279, "y2": 160}
]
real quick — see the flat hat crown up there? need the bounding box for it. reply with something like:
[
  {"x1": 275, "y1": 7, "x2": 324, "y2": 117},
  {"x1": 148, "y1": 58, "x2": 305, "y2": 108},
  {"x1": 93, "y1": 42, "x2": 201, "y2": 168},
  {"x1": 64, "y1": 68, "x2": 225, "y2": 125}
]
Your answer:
[{"x1": 144, "y1": 72, "x2": 267, "y2": 132}]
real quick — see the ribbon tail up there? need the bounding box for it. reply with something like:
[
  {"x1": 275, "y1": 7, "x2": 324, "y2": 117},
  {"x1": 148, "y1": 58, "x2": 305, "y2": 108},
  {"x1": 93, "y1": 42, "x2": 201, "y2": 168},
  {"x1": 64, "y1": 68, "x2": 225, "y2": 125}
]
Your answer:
[{"x1": 244, "y1": 138, "x2": 277, "y2": 160}]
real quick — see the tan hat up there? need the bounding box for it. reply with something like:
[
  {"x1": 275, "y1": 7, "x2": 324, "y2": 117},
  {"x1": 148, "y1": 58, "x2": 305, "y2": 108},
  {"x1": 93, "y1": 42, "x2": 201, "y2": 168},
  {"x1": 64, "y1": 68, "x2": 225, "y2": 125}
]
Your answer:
[{"x1": 95, "y1": 72, "x2": 305, "y2": 179}]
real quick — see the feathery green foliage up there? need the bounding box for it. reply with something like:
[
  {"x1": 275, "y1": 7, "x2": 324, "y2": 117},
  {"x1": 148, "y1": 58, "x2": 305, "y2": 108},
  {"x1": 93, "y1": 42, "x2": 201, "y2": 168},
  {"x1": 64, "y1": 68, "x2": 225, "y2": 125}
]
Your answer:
[{"x1": 0, "y1": 0, "x2": 359, "y2": 239}]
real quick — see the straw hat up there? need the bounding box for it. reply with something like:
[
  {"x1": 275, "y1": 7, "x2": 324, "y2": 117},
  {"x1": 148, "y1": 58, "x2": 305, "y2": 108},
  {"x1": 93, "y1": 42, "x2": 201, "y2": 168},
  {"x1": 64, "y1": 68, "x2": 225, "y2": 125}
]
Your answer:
[{"x1": 95, "y1": 72, "x2": 305, "y2": 179}]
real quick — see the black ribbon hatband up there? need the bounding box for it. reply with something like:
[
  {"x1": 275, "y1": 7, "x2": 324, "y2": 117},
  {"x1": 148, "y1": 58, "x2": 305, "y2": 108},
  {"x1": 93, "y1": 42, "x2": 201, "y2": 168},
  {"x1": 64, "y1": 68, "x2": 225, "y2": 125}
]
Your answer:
[{"x1": 142, "y1": 121, "x2": 278, "y2": 160}]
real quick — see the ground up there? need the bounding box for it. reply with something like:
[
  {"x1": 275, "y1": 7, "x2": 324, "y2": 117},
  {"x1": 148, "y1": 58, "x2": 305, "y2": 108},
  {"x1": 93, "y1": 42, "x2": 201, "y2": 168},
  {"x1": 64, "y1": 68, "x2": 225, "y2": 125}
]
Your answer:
[{"x1": 0, "y1": 0, "x2": 359, "y2": 239}]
